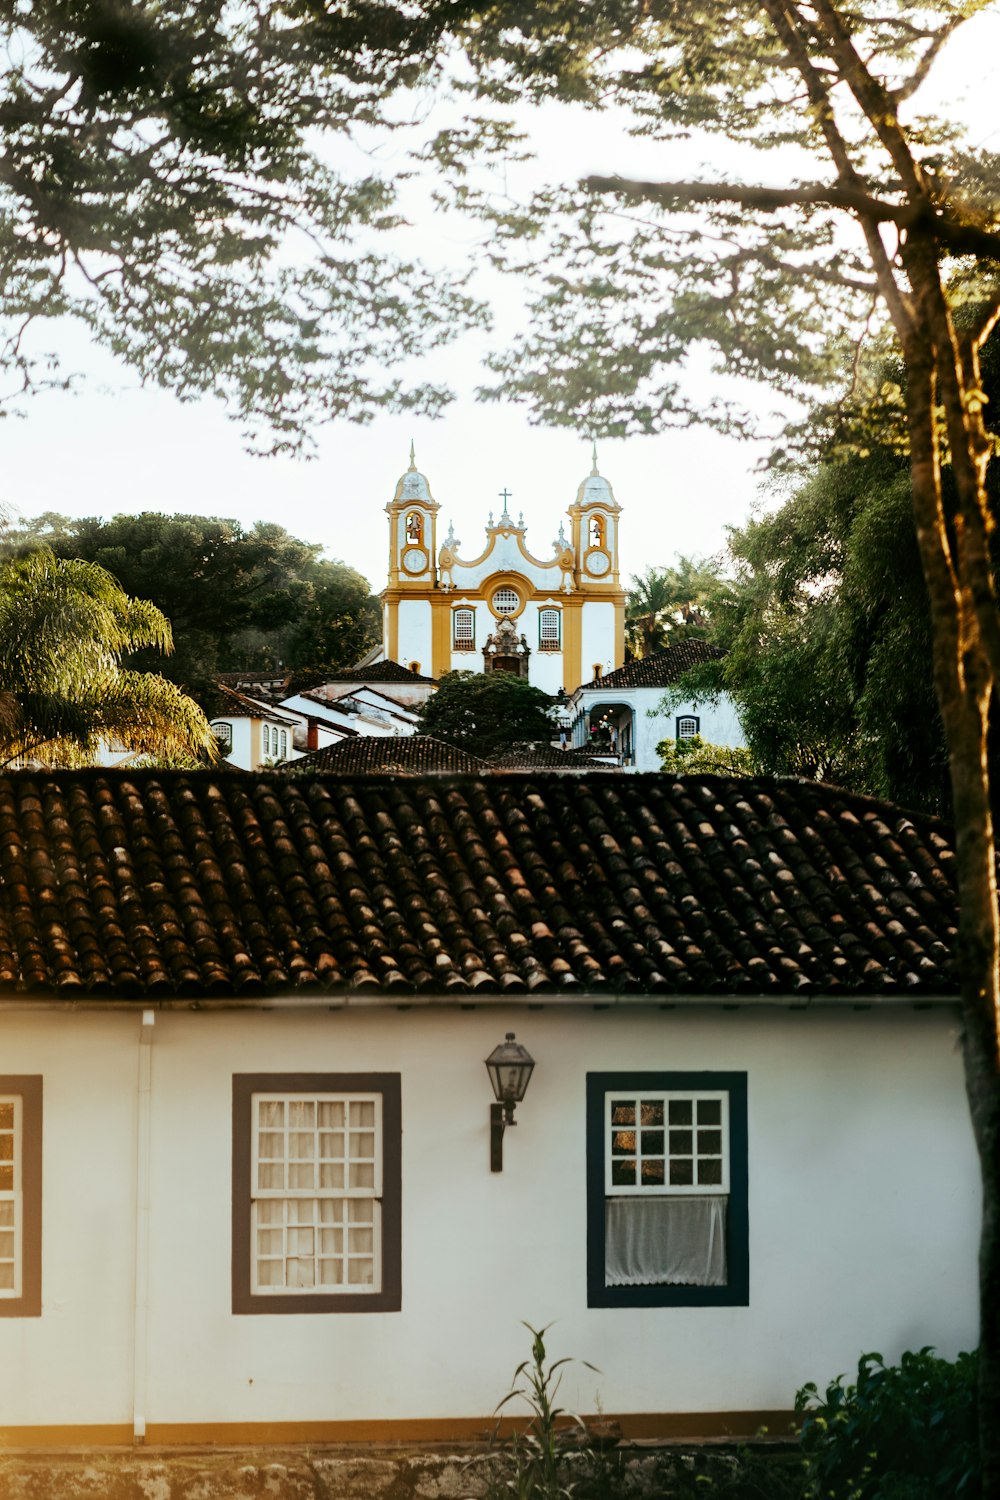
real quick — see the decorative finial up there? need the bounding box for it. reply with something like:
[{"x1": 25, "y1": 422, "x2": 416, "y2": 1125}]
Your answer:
[
  {"x1": 408, "y1": 440, "x2": 417, "y2": 472},
  {"x1": 590, "y1": 438, "x2": 599, "y2": 476},
  {"x1": 518, "y1": 511, "x2": 524, "y2": 530},
  {"x1": 445, "y1": 519, "x2": 456, "y2": 545},
  {"x1": 488, "y1": 509, "x2": 494, "y2": 527},
  {"x1": 557, "y1": 520, "x2": 567, "y2": 545}
]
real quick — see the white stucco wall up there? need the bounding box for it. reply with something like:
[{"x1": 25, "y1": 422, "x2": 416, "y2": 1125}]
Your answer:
[
  {"x1": 396, "y1": 600, "x2": 433, "y2": 674},
  {"x1": 572, "y1": 689, "x2": 746, "y2": 770},
  {"x1": 0, "y1": 1003, "x2": 978, "y2": 1434},
  {"x1": 581, "y1": 602, "x2": 616, "y2": 682}
]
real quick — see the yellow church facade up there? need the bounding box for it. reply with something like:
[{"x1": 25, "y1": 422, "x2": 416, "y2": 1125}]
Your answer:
[{"x1": 380, "y1": 448, "x2": 626, "y2": 693}]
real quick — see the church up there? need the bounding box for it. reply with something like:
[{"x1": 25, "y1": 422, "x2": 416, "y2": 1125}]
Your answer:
[
  {"x1": 375, "y1": 445, "x2": 745, "y2": 770},
  {"x1": 380, "y1": 445, "x2": 626, "y2": 692}
]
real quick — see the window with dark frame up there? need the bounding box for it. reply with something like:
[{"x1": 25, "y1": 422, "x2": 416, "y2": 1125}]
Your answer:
[
  {"x1": 539, "y1": 609, "x2": 562, "y2": 650},
  {"x1": 0, "y1": 1076, "x2": 42, "y2": 1317},
  {"x1": 232, "y1": 1073, "x2": 401, "y2": 1314},
  {"x1": 676, "y1": 715, "x2": 700, "y2": 741},
  {"x1": 586, "y1": 1071, "x2": 748, "y2": 1308},
  {"x1": 453, "y1": 608, "x2": 475, "y2": 650}
]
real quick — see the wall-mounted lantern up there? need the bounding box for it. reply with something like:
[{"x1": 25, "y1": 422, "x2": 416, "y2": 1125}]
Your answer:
[{"x1": 485, "y1": 1032, "x2": 535, "y2": 1172}]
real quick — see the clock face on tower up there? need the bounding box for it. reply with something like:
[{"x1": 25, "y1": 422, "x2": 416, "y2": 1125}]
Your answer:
[
  {"x1": 585, "y1": 549, "x2": 611, "y2": 577},
  {"x1": 402, "y1": 546, "x2": 429, "y2": 574}
]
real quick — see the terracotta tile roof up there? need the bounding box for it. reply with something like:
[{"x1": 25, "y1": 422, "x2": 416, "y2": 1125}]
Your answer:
[
  {"x1": 287, "y1": 660, "x2": 438, "y2": 694},
  {"x1": 199, "y1": 683, "x2": 299, "y2": 723},
  {"x1": 579, "y1": 641, "x2": 725, "y2": 691},
  {"x1": 487, "y1": 745, "x2": 613, "y2": 769},
  {"x1": 0, "y1": 771, "x2": 959, "y2": 1002},
  {"x1": 293, "y1": 737, "x2": 484, "y2": 774}
]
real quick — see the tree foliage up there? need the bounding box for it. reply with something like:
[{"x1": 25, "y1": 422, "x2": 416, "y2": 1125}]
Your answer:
[
  {"x1": 1, "y1": 512, "x2": 381, "y2": 692},
  {"x1": 416, "y1": 671, "x2": 557, "y2": 758},
  {"x1": 655, "y1": 733, "x2": 760, "y2": 778},
  {"x1": 0, "y1": 549, "x2": 212, "y2": 767},
  {"x1": 0, "y1": 0, "x2": 485, "y2": 449},
  {"x1": 625, "y1": 557, "x2": 718, "y2": 659}
]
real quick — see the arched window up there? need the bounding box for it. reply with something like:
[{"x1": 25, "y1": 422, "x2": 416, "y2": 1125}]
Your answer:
[
  {"x1": 539, "y1": 609, "x2": 561, "y2": 650},
  {"x1": 263, "y1": 725, "x2": 271, "y2": 755},
  {"x1": 406, "y1": 512, "x2": 423, "y2": 545},
  {"x1": 677, "y1": 715, "x2": 700, "y2": 741},
  {"x1": 589, "y1": 515, "x2": 605, "y2": 548},
  {"x1": 279, "y1": 729, "x2": 288, "y2": 759},
  {"x1": 211, "y1": 721, "x2": 233, "y2": 756},
  {"x1": 409, "y1": 661, "x2": 421, "y2": 675},
  {"x1": 453, "y1": 608, "x2": 475, "y2": 650},
  {"x1": 593, "y1": 664, "x2": 603, "y2": 681}
]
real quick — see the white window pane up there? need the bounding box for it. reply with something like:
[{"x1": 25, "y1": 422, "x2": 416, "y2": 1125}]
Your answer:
[
  {"x1": 250, "y1": 1091, "x2": 383, "y2": 1297},
  {"x1": 288, "y1": 1227, "x2": 314, "y2": 1256},
  {"x1": 287, "y1": 1258, "x2": 315, "y2": 1288}
]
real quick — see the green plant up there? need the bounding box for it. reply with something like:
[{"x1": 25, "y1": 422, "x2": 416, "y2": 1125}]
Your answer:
[
  {"x1": 480, "y1": 1323, "x2": 597, "y2": 1500},
  {"x1": 795, "y1": 1348, "x2": 979, "y2": 1499}
]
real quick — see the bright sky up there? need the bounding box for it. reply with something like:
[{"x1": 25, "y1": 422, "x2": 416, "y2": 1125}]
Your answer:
[{"x1": 0, "y1": 13, "x2": 995, "y2": 597}]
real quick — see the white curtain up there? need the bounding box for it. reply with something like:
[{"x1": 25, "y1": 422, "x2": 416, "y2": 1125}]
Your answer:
[{"x1": 605, "y1": 1196, "x2": 727, "y2": 1287}]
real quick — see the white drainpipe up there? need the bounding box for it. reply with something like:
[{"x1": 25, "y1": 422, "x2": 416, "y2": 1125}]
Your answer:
[{"x1": 132, "y1": 1009, "x2": 155, "y2": 1444}]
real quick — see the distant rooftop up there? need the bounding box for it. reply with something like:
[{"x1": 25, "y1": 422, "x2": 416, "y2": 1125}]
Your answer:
[{"x1": 578, "y1": 640, "x2": 724, "y2": 692}]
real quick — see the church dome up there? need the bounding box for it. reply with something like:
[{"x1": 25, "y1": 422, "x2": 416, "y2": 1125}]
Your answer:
[
  {"x1": 574, "y1": 443, "x2": 620, "y2": 509},
  {"x1": 392, "y1": 443, "x2": 436, "y2": 504}
]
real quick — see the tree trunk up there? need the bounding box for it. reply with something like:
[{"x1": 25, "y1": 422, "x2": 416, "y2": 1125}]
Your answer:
[{"x1": 905, "y1": 318, "x2": 1000, "y2": 1498}]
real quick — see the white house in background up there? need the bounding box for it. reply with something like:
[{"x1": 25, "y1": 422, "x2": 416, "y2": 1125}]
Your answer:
[
  {"x1": 289, "y1": 661, "x2": 439, "y2": 711},
  {"x1": 567, "y1": 641, "x2": 746, "y2": 771},
  {"x1": 0, "y1": 768, "x2": 978, "y2": 1447},
  {"x1": 279, "y1": 687, "x2": 419, "y2": 745},
  {"x1": 380, "y1": 445, "x2": 626, "y2": 690},
  {"x1": 203, "y1": 684, "x2": 303, "y2": 770}
]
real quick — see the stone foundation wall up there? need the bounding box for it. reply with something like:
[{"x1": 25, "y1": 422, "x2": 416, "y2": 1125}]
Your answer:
[{"x1": 0, "y1": 1441, "x2": 800, "y2": 1500}]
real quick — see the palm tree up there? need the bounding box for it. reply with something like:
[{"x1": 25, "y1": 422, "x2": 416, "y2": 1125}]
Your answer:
[
  {"x1": 625, "y1": 558, "x2": 720, "y2": 659},
  {"x1": 0, "y1": 550, "x2": 214, "y2": 768}
]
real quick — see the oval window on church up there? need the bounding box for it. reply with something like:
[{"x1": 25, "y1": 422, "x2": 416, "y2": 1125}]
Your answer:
[{"x1": 492, "y1": 587, "x2": 520, "y2": 615}]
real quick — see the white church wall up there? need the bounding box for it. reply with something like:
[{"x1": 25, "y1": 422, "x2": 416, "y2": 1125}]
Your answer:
[
  {"x1": 581, "y1": 602, "x2": 616, "y2": 682},
  {"x1": 396, "y1": 601, "x2": 433, "y2": 675}
]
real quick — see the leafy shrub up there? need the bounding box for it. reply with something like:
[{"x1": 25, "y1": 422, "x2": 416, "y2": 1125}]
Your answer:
[{"x1": 795, "y1": 1348, "x2": 979, "y2": 1500}]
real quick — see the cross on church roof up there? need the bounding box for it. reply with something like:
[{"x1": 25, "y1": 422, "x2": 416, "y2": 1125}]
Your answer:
[{"x1": 499, "y1": 488, "x2": 512, "y2": 505}]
